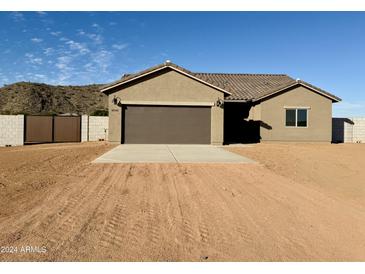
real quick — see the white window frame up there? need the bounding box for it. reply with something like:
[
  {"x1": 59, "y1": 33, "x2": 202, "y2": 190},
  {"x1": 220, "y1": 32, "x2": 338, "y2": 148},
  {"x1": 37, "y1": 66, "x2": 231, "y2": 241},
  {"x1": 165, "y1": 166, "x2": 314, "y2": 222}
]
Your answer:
[{"x1": 284, "y1": 107, "x2": 309, "y2": 128}]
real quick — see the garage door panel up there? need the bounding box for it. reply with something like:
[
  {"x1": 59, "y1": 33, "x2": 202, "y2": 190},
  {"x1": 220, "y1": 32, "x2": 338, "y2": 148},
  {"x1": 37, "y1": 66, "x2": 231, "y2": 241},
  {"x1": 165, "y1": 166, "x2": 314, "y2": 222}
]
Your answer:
[{"x1": 123, "y1": 105, "x2": 211, "y2": 144}]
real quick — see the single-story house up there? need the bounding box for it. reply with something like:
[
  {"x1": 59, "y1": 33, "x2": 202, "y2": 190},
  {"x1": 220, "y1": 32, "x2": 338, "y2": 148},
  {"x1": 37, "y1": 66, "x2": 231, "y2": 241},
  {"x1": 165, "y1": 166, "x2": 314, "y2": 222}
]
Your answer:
[{"x1": 101, "y1": 61, "x2": 341, "y2": 145}]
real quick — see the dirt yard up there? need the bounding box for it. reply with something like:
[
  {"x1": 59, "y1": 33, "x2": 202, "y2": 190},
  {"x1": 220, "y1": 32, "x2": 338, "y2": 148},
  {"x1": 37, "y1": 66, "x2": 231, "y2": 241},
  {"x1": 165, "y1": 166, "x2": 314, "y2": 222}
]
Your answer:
[{"x1": 1, "y1": 142, "x2": 365, "y2": 261}]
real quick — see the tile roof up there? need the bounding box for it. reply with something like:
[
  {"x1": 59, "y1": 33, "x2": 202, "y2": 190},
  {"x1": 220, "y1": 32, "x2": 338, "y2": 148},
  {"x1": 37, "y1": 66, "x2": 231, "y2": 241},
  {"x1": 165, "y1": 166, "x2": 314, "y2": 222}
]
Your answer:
[
  {"x1": 101, "y1": 62, "x2": 341, "y2": 102},
  {"x1": 193, "y1": 72, "x2": 295, "y2": 101}
]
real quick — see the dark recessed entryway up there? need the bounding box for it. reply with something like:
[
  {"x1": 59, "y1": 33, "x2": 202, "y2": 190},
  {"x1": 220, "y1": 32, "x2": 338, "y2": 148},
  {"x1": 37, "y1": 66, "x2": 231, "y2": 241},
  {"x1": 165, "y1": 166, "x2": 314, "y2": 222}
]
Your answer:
[
  {"x1": 122, "y1": 105, "x2": 211, "y2": 144},
  {"x1": 224, "y1": 102, "x2": 260, "y2": 144}
]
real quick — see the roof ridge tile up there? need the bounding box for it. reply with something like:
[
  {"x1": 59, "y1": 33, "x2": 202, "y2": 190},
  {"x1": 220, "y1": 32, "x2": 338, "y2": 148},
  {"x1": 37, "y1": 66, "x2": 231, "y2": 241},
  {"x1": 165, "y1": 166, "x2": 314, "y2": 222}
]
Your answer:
[{"x1": 194, "y1": 72, "x2": 288, "y2": 76}]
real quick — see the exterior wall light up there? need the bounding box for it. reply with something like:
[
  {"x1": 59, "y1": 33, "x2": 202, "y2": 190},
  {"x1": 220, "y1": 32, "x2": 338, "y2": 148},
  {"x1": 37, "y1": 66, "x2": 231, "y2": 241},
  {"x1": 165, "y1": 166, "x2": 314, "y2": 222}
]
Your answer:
[
  {"x1": 113, "y1": 96, "x2": 121, "y2": 105},
  {"x1": 216, "y1": 98, "x2": 224, "y2": 108}
]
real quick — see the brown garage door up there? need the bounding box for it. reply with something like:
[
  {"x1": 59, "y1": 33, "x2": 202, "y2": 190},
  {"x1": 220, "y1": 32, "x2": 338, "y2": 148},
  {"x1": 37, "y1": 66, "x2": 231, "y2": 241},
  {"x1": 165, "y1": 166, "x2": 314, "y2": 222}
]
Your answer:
[
  {"x1": 123, "y1": 105, "x2": 211, "y2": 144},
  {"x1": 54, "y1": 116, "x2": 81, "y2": 142}
]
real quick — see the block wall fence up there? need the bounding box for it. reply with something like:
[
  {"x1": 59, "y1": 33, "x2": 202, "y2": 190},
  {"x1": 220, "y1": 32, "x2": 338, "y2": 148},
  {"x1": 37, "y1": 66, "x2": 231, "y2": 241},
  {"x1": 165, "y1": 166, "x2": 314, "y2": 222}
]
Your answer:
[
  {"x1": 0, "y1": 115, "x2": 24, "y2": 147},
  {"x1": 81, "y1": 115, "x2": 109, "y2": 142},
  {"x1": 332, "y1": 117, "x2": 365, "y2": 143},
  {"x1": 0, "y1": 115, "x2": 109, "y2": 147}
]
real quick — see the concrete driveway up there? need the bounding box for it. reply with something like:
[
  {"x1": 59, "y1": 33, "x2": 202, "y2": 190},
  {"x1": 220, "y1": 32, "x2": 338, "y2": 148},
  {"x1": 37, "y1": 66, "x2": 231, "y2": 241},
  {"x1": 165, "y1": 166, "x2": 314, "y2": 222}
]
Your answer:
[{"x1": 93, "y1": 144, "x2": 255, "y2": 164}]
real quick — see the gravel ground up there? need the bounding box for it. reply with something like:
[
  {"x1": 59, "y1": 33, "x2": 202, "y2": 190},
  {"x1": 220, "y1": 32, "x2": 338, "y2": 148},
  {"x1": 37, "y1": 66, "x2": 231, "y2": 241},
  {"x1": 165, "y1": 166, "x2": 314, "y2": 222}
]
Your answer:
[{"x1": 1, "y1": 142, "x2": 365, "y2": 261}]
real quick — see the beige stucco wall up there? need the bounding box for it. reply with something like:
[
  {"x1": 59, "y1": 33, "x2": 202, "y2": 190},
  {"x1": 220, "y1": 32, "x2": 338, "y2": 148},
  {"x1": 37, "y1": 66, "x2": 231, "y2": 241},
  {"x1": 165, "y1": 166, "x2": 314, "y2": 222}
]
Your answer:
[
  {"x1": 258, "y1": 86, "x2": 333, "y2": 142},
  {"x1": 248, "y1": 103, "x2": 261, "y2": 120},
  {"x1": 107, "y1": 69, "x2": 224, "y2": 145}
]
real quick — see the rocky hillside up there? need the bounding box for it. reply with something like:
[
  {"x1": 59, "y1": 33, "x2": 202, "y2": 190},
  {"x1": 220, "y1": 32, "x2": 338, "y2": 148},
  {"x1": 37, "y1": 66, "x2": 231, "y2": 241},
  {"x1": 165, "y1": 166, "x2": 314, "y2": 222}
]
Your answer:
[{"x1": 0, "y1": 82, "x2": 108, "y2": 115}]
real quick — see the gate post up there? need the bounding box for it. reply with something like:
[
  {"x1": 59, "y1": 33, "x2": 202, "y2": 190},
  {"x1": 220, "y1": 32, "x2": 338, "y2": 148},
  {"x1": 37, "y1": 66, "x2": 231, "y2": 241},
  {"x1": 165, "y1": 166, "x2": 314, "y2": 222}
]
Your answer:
[
  {"x1": 81, "y1": 115, "x2": 89, "y2": 142},
  {"x1": 52, "y1": 115, "x2": 55, "y2": 143}
]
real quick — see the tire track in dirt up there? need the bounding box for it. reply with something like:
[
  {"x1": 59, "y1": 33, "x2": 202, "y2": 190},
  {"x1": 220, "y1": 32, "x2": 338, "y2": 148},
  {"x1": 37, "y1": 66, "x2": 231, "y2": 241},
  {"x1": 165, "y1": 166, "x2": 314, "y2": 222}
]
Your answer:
[
  {"x1": 169, "y1": 165, "x2": 197, "y2": 246},
  {"x1": 100, "y1": 202, "x2": 128, "y2": 248},
  {"x1": 194, "y1": 165, "x2": 266, "y2": 254},
  {"x1": 196, "y1": 164, "x2": 326, "y2": 259},
  {"x1": 69, "y1": 166, "x2": 130, "y2": 251},
  {"x1": 141, "y1": 165, "x2": 162, "y2": 249},
  {"x1": 175, "y1": 165, "x2": 210, "y2": 247},
  {"x1": 46, "y1": 167, "x2": 111, "y2": 247},
  {"x1": 157, "y1": 165, "x2": 196, "y2": 250},
  {"x1": 159, "y1": 165, "x2": 179, "y2": 234},
  {"x1": 124, "y1": 166, "x2": 149, "y2": 252},
  {"x1": 146, "y1": 202, "x2": 162, "y2": 247},
  {"x1": 43, "y1": 165, "x2": 122, "y2": 250},
  {"x1": 181, "y1": 165, "x2": 243, "y2": 255},
  {"x1": 168, "y1": 164, "x2": 233, "y2": 260},
  {"x1": 99, "y1": 165, "x2": 132, "y2": 249},
  {"x1": 97, "y1": 164, "x2": 159, "y2": 256},
  {"x1": 36, "y1": 167, "x2": 102, "y2": 233},
  {"x1": 0, "y1": 166, "x2": 103, "y2": 250},
  {"x1": 107, "y1": 164, "x2": 165, "y2": 258},
  {"x1": 149, "y1": 164, "x2": 192, "y2": 261}
]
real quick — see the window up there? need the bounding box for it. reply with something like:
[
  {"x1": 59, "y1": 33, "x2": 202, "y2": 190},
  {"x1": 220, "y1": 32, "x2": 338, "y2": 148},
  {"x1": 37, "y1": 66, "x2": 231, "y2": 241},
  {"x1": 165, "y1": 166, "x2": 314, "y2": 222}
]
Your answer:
[
  {"x1": 285, "y1": 108, "x2": 308, "y2": 127},
  {"x1": 297, "y1": 109, "x2": 307, "y2": 127},
  {"x1": 285, "y1": 109, "x2": 296, "y2": 127}
]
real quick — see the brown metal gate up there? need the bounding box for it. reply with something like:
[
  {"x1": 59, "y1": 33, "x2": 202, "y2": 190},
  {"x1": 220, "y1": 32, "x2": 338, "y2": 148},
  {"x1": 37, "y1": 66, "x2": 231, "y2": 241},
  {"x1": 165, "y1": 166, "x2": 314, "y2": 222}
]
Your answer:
[
  {"x1": 24, "y1": 115, "x2": 81, "y2": 144},
  {"x1": 54, "y1": 116, "x2": 81, "y2": 142},
  {"x1": 24, "y1": 116, "x2": 53, "y2": 143}
]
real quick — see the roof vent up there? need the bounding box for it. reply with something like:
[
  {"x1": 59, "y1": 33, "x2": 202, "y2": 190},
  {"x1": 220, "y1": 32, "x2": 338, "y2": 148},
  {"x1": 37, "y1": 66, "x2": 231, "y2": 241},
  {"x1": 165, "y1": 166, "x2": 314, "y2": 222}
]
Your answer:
[
  {"x1": 296, "y1": 78, "x2": 301, "y2": 82},
  {"x1": 165, "y1": 60, "x2": 171, "y2": 65}
]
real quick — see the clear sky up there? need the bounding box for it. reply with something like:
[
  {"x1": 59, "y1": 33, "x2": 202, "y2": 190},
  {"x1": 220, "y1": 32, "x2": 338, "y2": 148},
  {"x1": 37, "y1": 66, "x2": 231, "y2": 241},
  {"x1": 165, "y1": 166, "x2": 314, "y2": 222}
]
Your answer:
[{"x1": 0, "y1": 12, "x2": 364, "y2": 117}]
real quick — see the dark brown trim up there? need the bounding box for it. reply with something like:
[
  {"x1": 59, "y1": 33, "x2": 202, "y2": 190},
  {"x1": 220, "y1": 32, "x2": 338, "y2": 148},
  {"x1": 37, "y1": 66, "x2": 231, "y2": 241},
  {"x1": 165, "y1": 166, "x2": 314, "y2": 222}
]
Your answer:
[
  {"x1": 121, "y1": 106, "x2": 126, "y2": 144},
  {"x1": 52, "y1": 115, "x2": 55, "y2": 142}
]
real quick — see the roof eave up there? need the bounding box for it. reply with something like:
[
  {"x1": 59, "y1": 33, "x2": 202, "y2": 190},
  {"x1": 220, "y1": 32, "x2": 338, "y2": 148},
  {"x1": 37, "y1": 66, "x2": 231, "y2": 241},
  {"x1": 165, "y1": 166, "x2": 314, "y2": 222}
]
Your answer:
[
  {"x1": 100, "y1": 63, "x2": 232, "y2": 95},
  {"x1": 252, "y1": 81, "x2": 341, "y2": 103},
  {"x1": 298, "y1": 80, "x2": 342, "y2": 102},
  {"x1": 224, "y1": 99, "x2": 252, "y2": 103}
]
